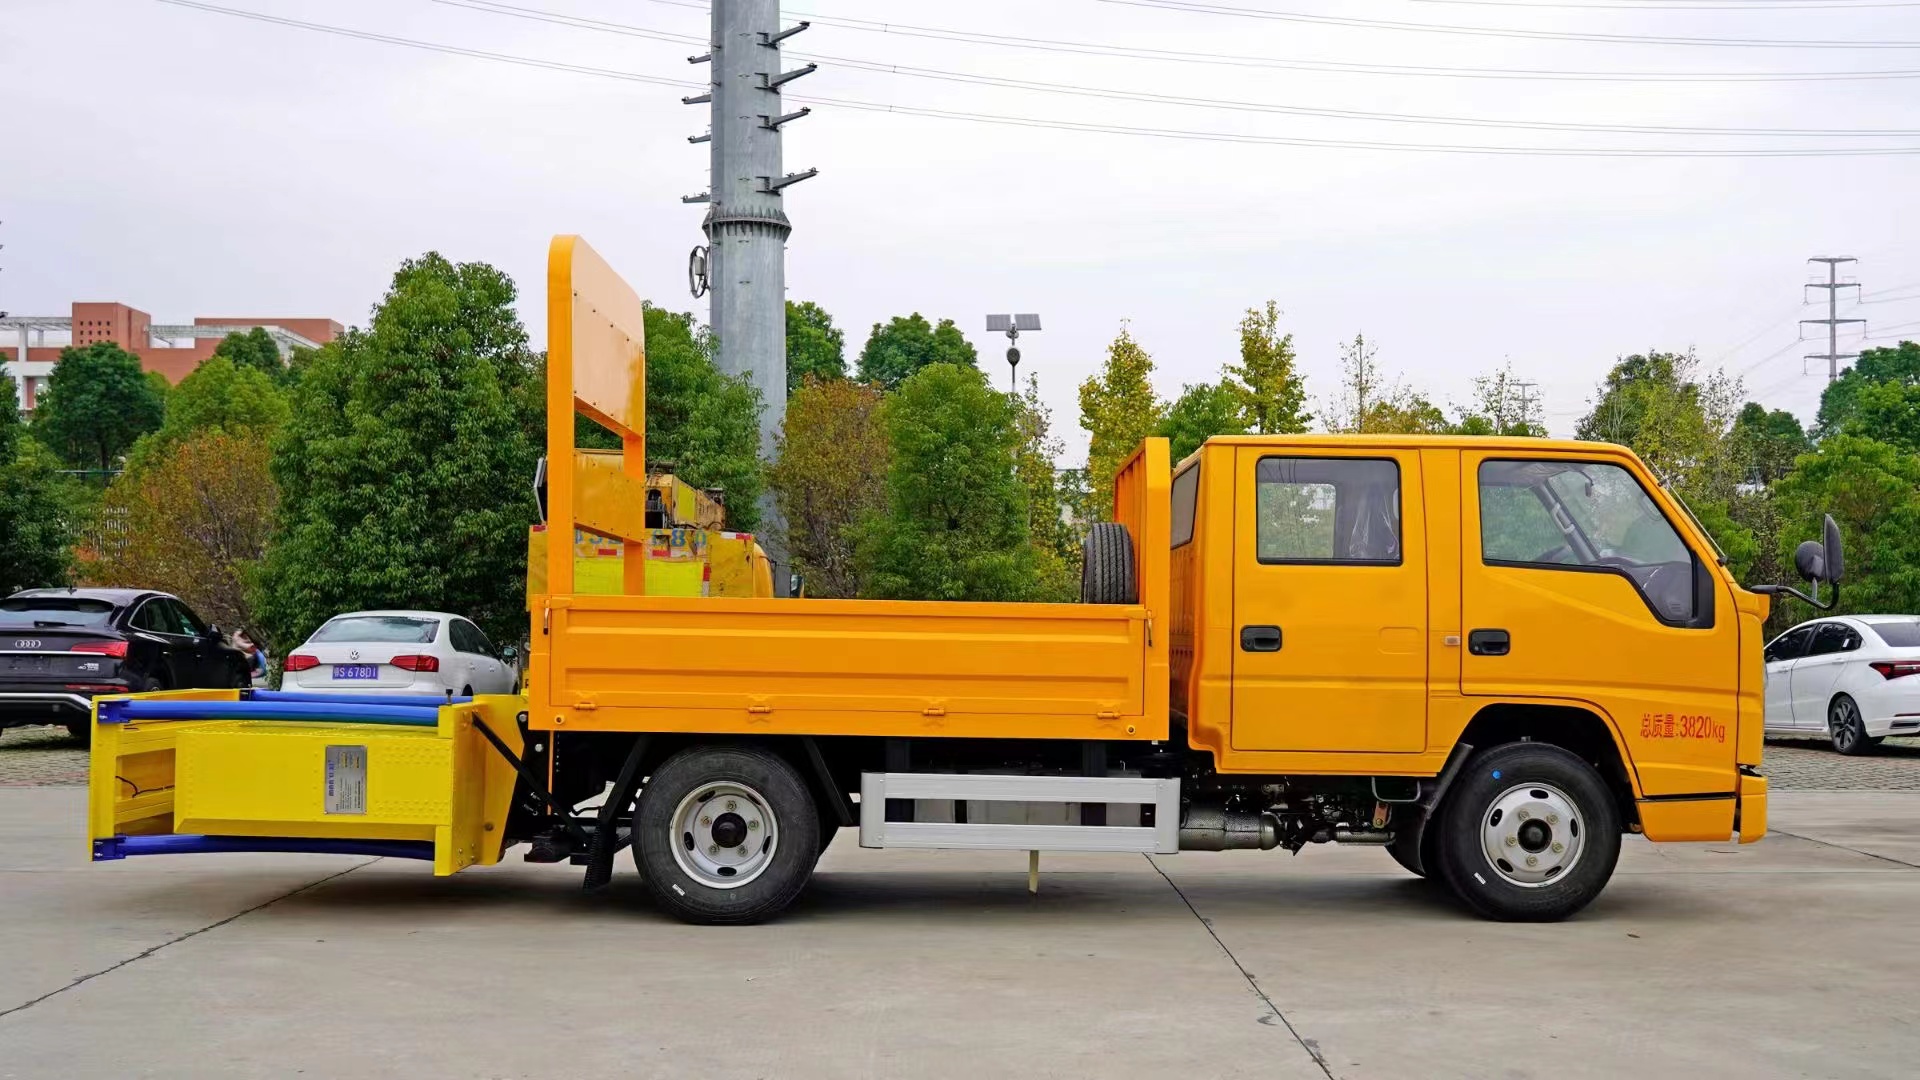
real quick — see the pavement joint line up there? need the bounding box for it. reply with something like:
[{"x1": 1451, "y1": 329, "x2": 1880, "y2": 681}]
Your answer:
[
  {"x1": 1769, "y1": 828, "x2": 1920, "y2": 871},
  {"x1": 1146, "y1": 853, "x2": 1337, "y2": 1080},
  {"x1": 0, "y1": 856, "x2": 380, "y2": 1023}
]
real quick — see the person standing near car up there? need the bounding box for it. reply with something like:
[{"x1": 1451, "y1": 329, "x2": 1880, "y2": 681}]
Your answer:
[{"x1": 233, "y1": 630, "x2": 269, "y2": 688}]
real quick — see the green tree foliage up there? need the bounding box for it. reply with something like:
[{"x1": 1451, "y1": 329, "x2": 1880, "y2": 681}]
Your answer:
[
  {"x1": 1159, "y1": 382, "x2": 1247, "y2": 462},
  {"x1": 786, "y1": 300, "x2": 846, "y2": 391},
  {"x1": 1, "y1": 374, "x2": 74, "y2": 591},
  {"x1": 1452, "y1": 365, "x2": 1547, "y2": 436},
  {"x1": 125, "y1": 356, "x2": 290, "y2": 473},
  {"x1": 1815, "y1": 341, "x2": 1920, "y2": 437},
  {"x1": 1575, "y1": 352, "x2": 1741, "y2": 491},
  {"x1": 855, "y1": 313, "x2": 978, "y2": 389},
  {"x1": 1840, "y1": 379, "x2": 1920, "y2": 455},
  {"x1": 1326, "y1": 333, "x2": 1449, "y2": 434},
  {"x1": 1013, "y1": 374, "x2": 1079, "y2": 603},
  {"x1": 1729, "y1": 402, "x2": 1810, "y2": 485},
  {"x1": 212, "y1": 327, "x2": 285, "y2": 380},
  {"x1": 767, "y1": 378, "x2": 888, "y2": 598},
  {"x1": 1772, "y1": 434, "x2": 1920, "y2": 616},
  {"x1": 1223, "y1": 301, "x2": 1310, "y2": 434},
  {"x1": 31, "y1": 342, "x2": 166, "y2": 471},
  {"x1": 855, "y1": 364, "x2": 1034, "y2": 601},
  {"x1": 254, "y1": 253, "x2": 541, "y2": 651},
  {"x1": 1079, "y1": 326, "x2": 1166, "y2": 518},
  {"x1": 639, "y1": 305, "x2": 764, "y2": 531}
]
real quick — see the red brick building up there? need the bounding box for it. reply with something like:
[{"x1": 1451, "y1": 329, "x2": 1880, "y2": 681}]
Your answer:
[{"x1": 4, "y1": 302, "x2": 343, "y2": 410}]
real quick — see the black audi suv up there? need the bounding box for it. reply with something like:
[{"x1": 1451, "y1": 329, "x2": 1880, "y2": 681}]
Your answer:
[{"x1": 0, "y1": 588, "x2": 251, "y2": 742}]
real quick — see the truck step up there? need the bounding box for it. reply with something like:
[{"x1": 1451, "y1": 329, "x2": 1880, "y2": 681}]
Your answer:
[{"x1": 859, "y1": 772, "x2": 1179, "y2": 854}]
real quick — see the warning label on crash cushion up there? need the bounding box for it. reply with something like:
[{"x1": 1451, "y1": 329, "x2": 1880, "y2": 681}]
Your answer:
[{"x1": 324, "y1": 745, "x2": 368, "y2": 815}]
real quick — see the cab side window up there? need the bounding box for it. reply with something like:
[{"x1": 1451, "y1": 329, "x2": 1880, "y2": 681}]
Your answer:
[
  {"x1": 1478, "y1": 459, "x2": 1706, "y2": 628},
  {"x1": 1255, "y1": 457, "x2": 1400, "y2": 564},
  {"x1": 454, "y1": 619, "x2": 495, "y2": 658},
  {"x1": 130, "y1": 601, "x2": 174, "y2": 635},
  {"x1": 1765, "y1": 625, "x2": 1815, "y2": 663},
  {"x1": 1806, "y1": 622, "x2": 1860, "y2": 657}
]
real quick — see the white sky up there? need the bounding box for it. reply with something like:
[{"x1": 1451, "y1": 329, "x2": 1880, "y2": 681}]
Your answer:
[{"x1": 4, "y1": 0, "x2": 1916, "y2": 457}]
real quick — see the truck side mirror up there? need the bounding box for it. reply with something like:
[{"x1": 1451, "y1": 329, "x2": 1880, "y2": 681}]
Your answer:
[{"x1": 1793, "y1": 515, "x2": 1845, "y2": 585}]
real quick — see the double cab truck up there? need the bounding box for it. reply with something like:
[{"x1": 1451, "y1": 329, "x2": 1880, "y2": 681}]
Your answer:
[{"x1": 85, "y1": 237, "x2": 1843, "y2": 924}]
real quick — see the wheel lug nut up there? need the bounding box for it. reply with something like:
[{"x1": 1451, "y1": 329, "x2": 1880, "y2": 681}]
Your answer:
[
  {"x1": 1516, "y1": 810, "x2": 1529, "y2": 821},
  {"x1": 1551, "y1": 842, "x2": 1565, "y2": 854},
  {"x1": 700, "y1": 816, "x2": 712, "y2": 827},
  {"x1": 726, "y1": 799, "x2": 738, "y2": 811},
  {"x1": 1504, "y1": 836, "x2": 1517, "y2": 847},
  {"x1": 708, "y1": 844, "x2": 719, "y2": 855},
  {"x1": 748, "y1": 820, "x2": 760, "y2": 831},
  {"x1": 737, "y1": 846, "x2": 748, "y2": 856},
  {"x1": 1547, "y1": 813, "x2": 1559, "y2": 825},
  {"x1": 1525, "y1": 855, "x2": 1538, "y2": 867}
]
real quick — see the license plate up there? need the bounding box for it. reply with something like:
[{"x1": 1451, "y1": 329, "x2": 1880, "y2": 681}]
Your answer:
[
  {"x1": 5, "y1": 656, "x2": 50, "y2": 674},
  {"x1": 332, "y1": 664, "x2": 379, "y2": 680}
]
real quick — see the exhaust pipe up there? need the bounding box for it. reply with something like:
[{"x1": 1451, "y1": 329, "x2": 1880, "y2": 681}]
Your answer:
[
  {"x1": 1179, "y1": 805, "x2": 1280, "y2": 851},
  {"x1": 1333, "y1": 828, "x2": 1394, "y2": 845}
]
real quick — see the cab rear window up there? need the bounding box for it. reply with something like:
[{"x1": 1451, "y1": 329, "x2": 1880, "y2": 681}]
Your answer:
[
  {"x1": 311, "y1": 616, "x2": 439, "y2": 644},
  {"x1": 1870, "y1": 621, "x2": 1920, "y2": 648},
  {"x1": 0, "y1": 597, "x2": 117, "y2": 627}
]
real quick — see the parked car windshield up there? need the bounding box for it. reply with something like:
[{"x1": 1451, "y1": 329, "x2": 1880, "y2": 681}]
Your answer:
[
  {"x1": 1869, "y1": 620, "x2": 1920, "y2": 648},
  {"x1": 310, "y1": 616, "x2": 439, "y2": 644},
  {"x1": 0, "y1": 597, "x2": 117, "y2": 627}
]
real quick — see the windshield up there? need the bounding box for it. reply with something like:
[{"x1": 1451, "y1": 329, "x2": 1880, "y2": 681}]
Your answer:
[
  {"x1": 309, "y1": 616, "x2": 440, "y2": 644},
  {"x1": 0, "y1": 597, "x2": 117, "y2": 628}
]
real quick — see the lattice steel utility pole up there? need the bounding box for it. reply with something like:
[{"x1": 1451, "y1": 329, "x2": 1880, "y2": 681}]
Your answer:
[
  {"x1": 1801, "y1": 257, "x2": 1865, "y2": 384},
  {"x1": 683, "y1": 1, "x2": 817, "y2": 460}
]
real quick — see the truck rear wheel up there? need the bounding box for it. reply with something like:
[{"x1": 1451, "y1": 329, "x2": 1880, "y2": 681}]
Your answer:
[
  {"x1": 632, "y1": 745, "x2": 820, "y2": 925},
  {"x1": 1431, "y1": 743, "x2": 1621, "y2": 922},
  {"x1": 1081, "y1": 522, "x2": 1138, "y2": 605}
]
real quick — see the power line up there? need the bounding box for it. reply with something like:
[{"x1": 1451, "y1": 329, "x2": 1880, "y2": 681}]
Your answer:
[
  {"x1": 434, "y1": 0, "x2": 1920, "y2": 138},
  {"x1": 634, "y1": 0, "x2": 1920, "y2": 83},
  {"x1": 151, "y1": 2, "x2": 1920, "y2": 157},
  {"x1": 1396, "y1": 0, "x2": 1920, "y2": 9},
  {"x1": 1103, "y1": 0, "x2": 1920, "y2": 48}
]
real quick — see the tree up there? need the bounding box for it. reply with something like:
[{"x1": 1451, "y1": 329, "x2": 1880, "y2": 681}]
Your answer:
[
  {"x1": 855, "y1": 363, "x2": 1034, "y2": 601},
  {"x1": 1840, "y1": 379, "x2": 1920, "y2": 456},
  {"x1": 1326, "y1": 333, "x2": 1448, "y2": 434},
  {"x1": 767, "y1": 378, "x2": 888, "y2": 598},
  {"x1": 1078, "y1": 326, "x2": 1166, "y2": 518},
  {"x1": 1159, "y1": 382, "x2": 1247, "y2": 462},
  {"x1": 125, "y1": 356, "x2": 290, "y2": 473},
  {"x1": 1772, "y1": 434, "x2": 1920, "y2": 617},
  {"x1": 786, "y1": 300, "x2": 846, "y2": 391},
  {"x1": 254, "y1": 253, "x2": 542, "y2": 652},
  {"x1": 640, "y1": 305, "x2": 764, "y2": 531},
  {"x1": 212, "y1": 327, "x2": 285, "y2": 380},
  {"x1": 1013, "y1": 374, "x2": 1079, "y2": 603},
  {"x1": 855, "y1": 313, "x2": 977, "y2": 388},
  {"x1": 30, "y1": 342, "x2": 166, "y2": 471},
  {"x1": 1815, "y1": 341, "x2": 1920, "y2": 437},
  {"x1": 94, "y1": 431, "x2": 276, "y2": 636},
  {"x1": 1452, "y1": 364, "x2": 1547, "y2": 437},
  {"x1": 0, "y1": 374, "x2": 73, "y2": 592},
  {"x1": 1729, "y1": 402, "x2": 1810, "y2": 485},
  {"x1": 1223, "y1": 301, "x2": 1309, "y2": 434}
]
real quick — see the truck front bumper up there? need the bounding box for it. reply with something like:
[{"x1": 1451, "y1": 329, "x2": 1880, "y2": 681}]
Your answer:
[{"x1": 1736, "y1": 770, "x2": 1767, "y2": 844}]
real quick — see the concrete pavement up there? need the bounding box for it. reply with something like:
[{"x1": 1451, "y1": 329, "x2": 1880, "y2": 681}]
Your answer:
[{"x1": 4, "y1": 785, "x2": 1919, "y2": 1079}]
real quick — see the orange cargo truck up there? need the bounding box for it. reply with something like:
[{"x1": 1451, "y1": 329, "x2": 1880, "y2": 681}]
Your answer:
[{"x1": 86, "y1": 237, "x2": 1844, "y2": 925}]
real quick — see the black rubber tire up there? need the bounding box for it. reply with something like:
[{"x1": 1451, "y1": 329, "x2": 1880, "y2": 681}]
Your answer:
[
  {"x1": 632, "y1": 745, "x2": 819, "y2": 925},
  {"x1": 1081, "y1": 522, "x2": 1138, "y2": 605},
  {"x1": 1829, "y1": 694, "x2": 1877, "y2": 756},
  {"x1": 1431, "y1": 743, "x2": 1622, "y2": 922}
]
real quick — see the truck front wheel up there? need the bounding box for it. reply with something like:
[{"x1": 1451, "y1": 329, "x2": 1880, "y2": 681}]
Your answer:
[
  {"x1": 633, "y1": 745, "x2": 820, "y2": 925},
  {"x1": 1431, "y1": 743, "x2": 1621, "y2": 922}
]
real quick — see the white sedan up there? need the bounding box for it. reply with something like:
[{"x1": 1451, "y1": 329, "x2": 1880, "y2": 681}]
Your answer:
[
  {"x1": 1763, "y1": 615, "x2": 1920, "y2": 755},
  {"x1": 283, "y1": 611, "x2": 517, "y2": 698}
]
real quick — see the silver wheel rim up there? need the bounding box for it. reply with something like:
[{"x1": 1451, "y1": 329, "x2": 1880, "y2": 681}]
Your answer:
[
  {"x1": 1479, "y1": 782, "x2": 1585, "y2": 888},
  {"x1": 669, "y1": 781, "x2": 779, "y2": 890},
  {"x1": 1832, "y1": 698, "x2": 1860, "y2": 751}
]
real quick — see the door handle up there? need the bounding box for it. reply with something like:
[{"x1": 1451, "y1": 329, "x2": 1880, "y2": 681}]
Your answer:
[
  {"x1": 1240, "y1": 625, "x2": 1283, "y2": 652},
  {"x1": 1468, "y1": 629, "x2": 1511, "y2": 656}
]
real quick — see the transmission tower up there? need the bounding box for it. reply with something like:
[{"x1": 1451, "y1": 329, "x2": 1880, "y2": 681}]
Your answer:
[
  {"x1": 683, "y1": 0, "x2": 817, "y2": 459},
  {"x1": 1801, "y1": 257, "x2": 1865, "y2": 383}
]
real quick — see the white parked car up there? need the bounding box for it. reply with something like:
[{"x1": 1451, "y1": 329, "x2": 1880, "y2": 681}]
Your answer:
[
  {"x1": 283, "y1": 611, "x2": 517, "y2": 698},
  {"x1": 1763, "y1": 615, "x2": 1920, "y2": 755}
]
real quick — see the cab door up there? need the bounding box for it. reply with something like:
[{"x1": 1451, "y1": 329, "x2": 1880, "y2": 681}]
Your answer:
[
  {"x1": 1460, "y1": 452, "x2": 1739, "y2": 796},
  {"x1": 1230, "y1": 448, "x2": 1428, "y2": 753}
]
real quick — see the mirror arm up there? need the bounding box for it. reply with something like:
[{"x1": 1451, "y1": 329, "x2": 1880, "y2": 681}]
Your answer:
[{"x1": 1750, "y1": 582, "x2": 1839, "y2": 612}]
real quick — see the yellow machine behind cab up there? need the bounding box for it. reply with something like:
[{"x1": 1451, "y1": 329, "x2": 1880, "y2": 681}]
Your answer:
[{"x1": 86, "y1": 235, "x2": 1845, "y2": 927}]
